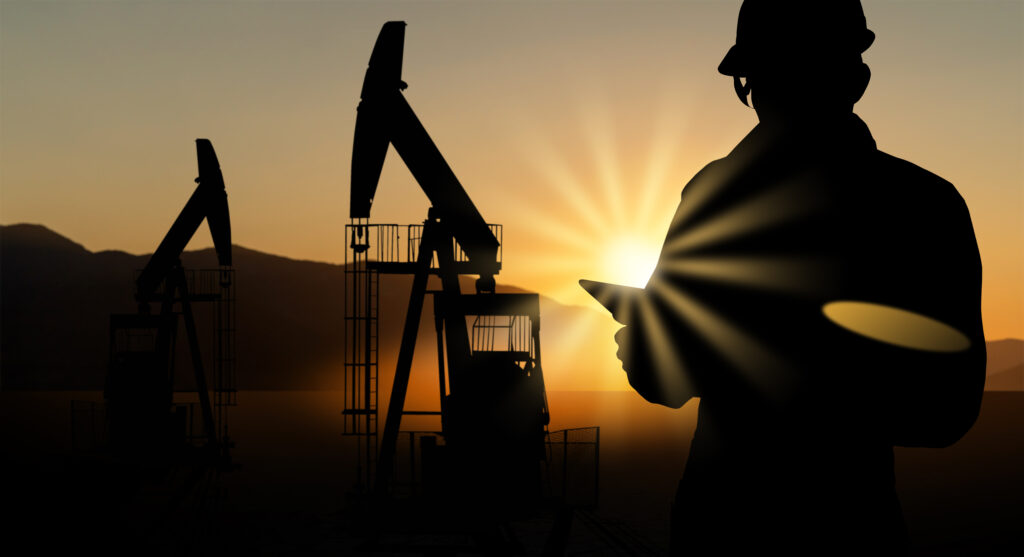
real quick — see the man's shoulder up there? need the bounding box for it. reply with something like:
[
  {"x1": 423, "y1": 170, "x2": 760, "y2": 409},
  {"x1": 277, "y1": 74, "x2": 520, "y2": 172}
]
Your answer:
[
  {"x1": 872, "y1": 150, "x2": 969, "y2": 213},
  {"x1": 693, "y1": 157, "x2": 731, "y2": 181},
  {"x1": 874, "y1": 150, "x2": 953, "y2": 188},
  {"x1": 679, "y1": 157, "x2": 731, "y2": 198}
]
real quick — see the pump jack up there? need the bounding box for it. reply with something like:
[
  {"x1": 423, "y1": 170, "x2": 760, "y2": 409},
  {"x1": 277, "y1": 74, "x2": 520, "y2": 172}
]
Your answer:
[
  {"x1": 344, "y1": 21, "x2": 553, "y2": 516},
  {"x1": 105, "y1": 139, "x2": 235, "y2": 467}
]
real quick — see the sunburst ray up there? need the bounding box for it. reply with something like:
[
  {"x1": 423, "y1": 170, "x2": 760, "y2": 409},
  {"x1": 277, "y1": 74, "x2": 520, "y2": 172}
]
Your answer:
[
  {"x1": 657, "y1": 254, "x2": 837, "y2": 296},
  {"x1": 662, "y1": 175, "x2": 819, "y2": 256},
  {"x1": 635, "y1": 291, "x2": 694, "y2": 402},
  {"x1": 649, "y1": 280, "x2": 796, "y2": 402}
]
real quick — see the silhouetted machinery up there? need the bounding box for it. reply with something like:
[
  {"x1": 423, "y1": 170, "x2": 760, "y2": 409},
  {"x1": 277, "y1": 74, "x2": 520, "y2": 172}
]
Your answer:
[
  {"x1": 104, "y1": 139, "x2": 236, "y2": 467},
  {"x1": 343, "y1": 22, "x2": 598, "y2": 547}
]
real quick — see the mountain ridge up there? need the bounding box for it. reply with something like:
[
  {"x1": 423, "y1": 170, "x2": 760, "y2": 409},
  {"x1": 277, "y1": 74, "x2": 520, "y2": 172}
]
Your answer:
[
  {"x1": 2, "y1": 224, "x2": 1020, "y2": 391},
  {"x1": 1, "y1": 223, "x2": 624, "y2": 391}
]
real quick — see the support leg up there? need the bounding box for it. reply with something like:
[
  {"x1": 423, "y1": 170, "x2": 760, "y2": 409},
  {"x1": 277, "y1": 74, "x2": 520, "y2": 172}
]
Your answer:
[
  {"x1": 375, "y1": 224, "x2": 435, "y2": 495},
  {"x1": 177, "y1": 267, "x2": 219, "y2": 449}
]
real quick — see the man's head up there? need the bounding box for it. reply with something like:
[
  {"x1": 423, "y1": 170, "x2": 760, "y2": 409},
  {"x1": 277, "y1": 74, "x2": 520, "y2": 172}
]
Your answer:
[{"x1": 719, "y1": 0, "x2": 874, "y2": 124}]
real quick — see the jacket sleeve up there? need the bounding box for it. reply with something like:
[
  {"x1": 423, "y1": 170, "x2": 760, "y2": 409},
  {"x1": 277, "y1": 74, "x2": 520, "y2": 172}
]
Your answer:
[
  {"x1": 829, "y1": 173, "x2": 987, "y2": 448},
  {"x1": 878, "y1": 187, "x2": 986, "y2": 448}
]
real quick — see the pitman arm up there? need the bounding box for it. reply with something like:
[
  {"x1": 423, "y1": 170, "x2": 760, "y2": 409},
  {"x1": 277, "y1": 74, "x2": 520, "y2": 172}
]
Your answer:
[
  {"x1": 350, "y1": 21, "x2": 499, "y2": 275},
  {"x1": 135, "y1": 139, "x2": 232, "y2": 305}
]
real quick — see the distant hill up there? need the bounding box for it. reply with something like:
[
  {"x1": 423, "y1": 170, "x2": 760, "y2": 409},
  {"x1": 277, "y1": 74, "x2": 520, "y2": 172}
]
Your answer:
[
  {"x1": 984, "y1": 338, "x2": 1024, "y2": 378},
  {"x1": 2, "y1": 224, "x2": 1020, "y2": 392},
  {"x1": 985, "y1": 339, "x2": 1024, "y2": 391},
  {"x1": 0, "y1": 223, "x2": 624, "y2": 391},
  {"x1": 986, "y1": 363, "x2": 1024, "y2": 391}
]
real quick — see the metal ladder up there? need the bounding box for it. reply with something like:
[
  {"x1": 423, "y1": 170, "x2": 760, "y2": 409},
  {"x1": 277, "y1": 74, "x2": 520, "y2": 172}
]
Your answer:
[
  {"x1": 213, "y1": 267, "x2": 236, "y2": 448},
  {"x1": 343, "y1": 222, "x2": 381, "y2": 489}
]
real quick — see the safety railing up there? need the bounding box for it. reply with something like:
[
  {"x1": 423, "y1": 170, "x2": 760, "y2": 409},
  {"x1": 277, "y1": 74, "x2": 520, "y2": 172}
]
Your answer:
[
  {"x1": 70, "y1": 400, "x2": 107, "y2": 453},
  {"x1": 407, "y1": 223, "x2": 502, "y2": 268},
  {"x1": 545, "y1": 426, "x2": 601, "y2": 509}
]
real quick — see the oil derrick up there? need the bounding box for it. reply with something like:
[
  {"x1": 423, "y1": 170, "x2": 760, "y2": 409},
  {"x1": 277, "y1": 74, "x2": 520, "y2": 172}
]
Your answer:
[
  {"x1": 99, "y1": 138, "x2": 236, "y2": 473},
  {"x1": 63, "y1": 140, "x2": 238, "y2": 552},
  {"x1": 343, "y1": 22, "x2": 598, "y2": 552}
]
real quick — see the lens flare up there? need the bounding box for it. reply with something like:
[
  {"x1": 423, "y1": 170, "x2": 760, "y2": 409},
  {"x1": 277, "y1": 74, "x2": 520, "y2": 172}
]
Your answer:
[{"x1": 822, "y1": 301, "x2": 971, "y2": 353}]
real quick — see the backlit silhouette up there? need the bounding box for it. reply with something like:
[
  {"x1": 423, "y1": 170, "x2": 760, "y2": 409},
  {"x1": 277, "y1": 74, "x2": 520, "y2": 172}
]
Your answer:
[
  {"x1": 344, "y1": 22, "x2": 598, "y2": 553},
  {"x1": 603, "y1": 2, "x2": 986, "y2": 554},
  {"x1": 105, "y1": 139, "x2": 235, "y2": 466}
]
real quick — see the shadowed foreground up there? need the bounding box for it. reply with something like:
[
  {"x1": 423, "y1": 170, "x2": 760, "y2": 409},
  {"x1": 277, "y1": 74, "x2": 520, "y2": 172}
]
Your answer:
[{"x1": 1, "y1": 390, "x2": 1020, "y2": 555}]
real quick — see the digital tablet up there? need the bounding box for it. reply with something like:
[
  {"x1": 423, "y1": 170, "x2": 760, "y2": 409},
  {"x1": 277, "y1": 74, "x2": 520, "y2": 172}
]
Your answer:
[{"x1": 578, "y1": 279, "x2": 644, "y2": 324}]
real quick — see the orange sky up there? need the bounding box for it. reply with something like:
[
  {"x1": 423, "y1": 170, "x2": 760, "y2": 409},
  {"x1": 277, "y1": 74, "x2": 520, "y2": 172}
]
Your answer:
[{"x1": 1, "y1": 1, "x2": 1021, "y2": 340}]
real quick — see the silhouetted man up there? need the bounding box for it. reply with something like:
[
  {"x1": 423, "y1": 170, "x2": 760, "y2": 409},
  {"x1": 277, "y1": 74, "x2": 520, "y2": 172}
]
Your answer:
[{"x1": 614, "y1": 2, "x2": 985, "y2": 554}]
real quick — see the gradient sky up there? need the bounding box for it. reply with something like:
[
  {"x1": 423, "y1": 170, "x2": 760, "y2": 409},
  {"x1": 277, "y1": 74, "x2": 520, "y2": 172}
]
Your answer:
[{"x1": 2, "y1": 0, "x2": 1021, "y2": 340}]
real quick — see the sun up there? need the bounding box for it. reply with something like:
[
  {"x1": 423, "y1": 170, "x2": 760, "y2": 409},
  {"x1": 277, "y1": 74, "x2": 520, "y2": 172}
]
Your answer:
[
  {"x1": 603, "y1": 235, "x2": 663, "y2": 288},
  {"x1": 499, "y1": 89, "x2": 693, "y2": 307}
]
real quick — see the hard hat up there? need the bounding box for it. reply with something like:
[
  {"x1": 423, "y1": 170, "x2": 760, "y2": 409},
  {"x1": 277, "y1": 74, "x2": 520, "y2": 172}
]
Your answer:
[{"x1": 718, "y1": 0, "x2": 875, "y2": 77}]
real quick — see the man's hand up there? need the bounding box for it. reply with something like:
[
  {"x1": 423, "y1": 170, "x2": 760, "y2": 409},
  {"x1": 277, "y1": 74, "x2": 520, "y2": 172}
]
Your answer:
[{"x1": 615, "y1": 324, "x2": 692, "y2": 408}]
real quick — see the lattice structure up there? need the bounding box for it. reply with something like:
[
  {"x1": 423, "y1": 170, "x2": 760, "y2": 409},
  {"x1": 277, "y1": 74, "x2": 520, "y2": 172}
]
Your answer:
[
  {"x1": 471, "y1": 314, "x2": 534, "y2": 360},
  {"x1": 173, "y1": 268, "x2": 236, "y2": 446},
  {"x1": 406, "y1": 223, "x2": 503, "y2": 268},
  {"x1": 70, "y1": 400, "x2": 107, "y2": 453},
  {"x1": 343, "y1": 222, "x2": 400, "y2": 488}
]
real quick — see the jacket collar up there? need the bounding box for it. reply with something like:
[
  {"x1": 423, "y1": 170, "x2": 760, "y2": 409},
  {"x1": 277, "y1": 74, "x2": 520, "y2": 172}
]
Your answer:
[{"x1": 730, "y1": 113, "x2": 878, "y2": 163}]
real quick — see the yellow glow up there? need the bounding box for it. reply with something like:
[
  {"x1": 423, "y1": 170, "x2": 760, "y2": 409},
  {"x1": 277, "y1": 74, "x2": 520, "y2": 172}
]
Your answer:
[
  {"x1": 603, "y1": 236, "x2": 662, "y2": 288},
  {"x1": 822, "y1": 301, "x2": 971, "y2": 353},
  {"x1": 663, "y1": 177, "x2": 819, "y2": 257},
  {"x1": 649, "y1": 279, "x2": 797, "y2": 402},
  {"x1": 658, "y1": 254, "x2": 836, "y2": 296},
  {"x1": 635, "y1": 292, "x2": 694, "y2": 404},
  {"x1": 505, "y1": 91, "x2": 685, "y2": 306}
]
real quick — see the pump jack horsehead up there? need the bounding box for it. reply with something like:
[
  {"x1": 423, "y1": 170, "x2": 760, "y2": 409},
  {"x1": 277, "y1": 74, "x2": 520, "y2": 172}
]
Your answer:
[
  {"x1": 105, "y1": 139, "x2": 235, "y2": 468},
  {"x1": 347, "y1": 21, "x2": 551, "y2": 511}
]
